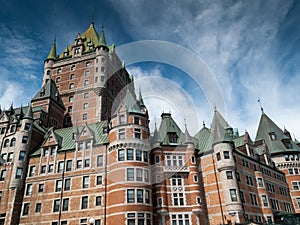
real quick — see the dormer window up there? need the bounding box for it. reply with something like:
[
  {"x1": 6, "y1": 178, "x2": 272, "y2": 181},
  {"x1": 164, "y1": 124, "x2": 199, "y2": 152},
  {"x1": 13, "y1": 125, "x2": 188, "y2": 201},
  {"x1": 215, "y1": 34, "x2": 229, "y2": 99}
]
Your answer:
[
  {"x1": 269, "y1": 132, "x2": 276, "y2": 140},
  {"x1": 64, "y1": 52, "x2": 68, "y2": 57},
  {"x1": 282, "y1": 140, "x2": 292, "y2": 149},
  {"x1": 168, "y1": 132, "x2": 177, "y2": 143}
]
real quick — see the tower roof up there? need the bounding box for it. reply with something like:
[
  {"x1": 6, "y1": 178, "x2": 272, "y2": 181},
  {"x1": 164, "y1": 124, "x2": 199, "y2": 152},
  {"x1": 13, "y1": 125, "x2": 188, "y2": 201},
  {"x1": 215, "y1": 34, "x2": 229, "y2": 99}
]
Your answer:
[
  {"x1": 58, "y1": 22, "x2": 111, "y2": 59},
  {"x1": 98, "y1": 25, "x2": 107, "y2": 47},
  {"x1": 210, "y1": 109, "x2": 231, "y2": 143},
  {"x1": 24, "y1": 105, "x2": 33, "y2": 120},
  {"x1": 31, "y1": 79, "x2": 65, "y2": 109},
  {"x1": 46, "y1": 39, "x2": 57, "y2": 60},
  {"x1": 255, "y1": 113, "x2": 299, "y2": 154}
]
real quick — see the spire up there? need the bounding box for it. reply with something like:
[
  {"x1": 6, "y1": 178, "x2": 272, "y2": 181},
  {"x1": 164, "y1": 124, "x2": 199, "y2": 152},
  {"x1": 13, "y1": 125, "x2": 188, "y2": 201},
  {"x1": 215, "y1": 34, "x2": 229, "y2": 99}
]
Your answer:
[
  {"x1": 99, "y1": 25, "x2": 107, "y2": 46},
  {"x1": 24, "y1": 104, "x2": 33, "y2": 120},
  {"x1": 183, "y1": 124, "x2": 194, "y2": 145},
  {"x1": 258, "y1": 98, "x2": 264, "y2": 114},
  {"x1": 46, "y1": 38, "x2": 57, "y2": 60},
  {"x1": 138, "y1": 88, "x2": 145, "y2": 106}
]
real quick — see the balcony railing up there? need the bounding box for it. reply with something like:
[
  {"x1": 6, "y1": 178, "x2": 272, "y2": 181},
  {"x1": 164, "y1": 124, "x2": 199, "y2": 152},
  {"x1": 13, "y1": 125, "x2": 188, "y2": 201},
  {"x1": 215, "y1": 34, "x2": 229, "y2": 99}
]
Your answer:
[{"x1": 163, "y1": 166, "x2": 190, "y2": 173}]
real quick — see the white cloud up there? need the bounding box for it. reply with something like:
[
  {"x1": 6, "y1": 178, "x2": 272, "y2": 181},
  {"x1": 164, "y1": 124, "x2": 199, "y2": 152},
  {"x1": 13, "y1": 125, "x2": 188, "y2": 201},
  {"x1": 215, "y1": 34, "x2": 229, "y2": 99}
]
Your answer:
[{"x1": 111, "y1": 0, "x2": 300, "y2": 139}]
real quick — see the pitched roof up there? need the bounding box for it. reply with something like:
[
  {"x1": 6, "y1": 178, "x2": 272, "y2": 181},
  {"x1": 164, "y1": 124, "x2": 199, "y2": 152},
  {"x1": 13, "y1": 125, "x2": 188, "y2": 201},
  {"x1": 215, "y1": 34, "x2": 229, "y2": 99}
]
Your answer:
[
  {"x1": 57, "y1": 23, "x2": 110, "y2": 59},
  {"x1": 31, "y1": 79, "x2": 65, "y2": 109},
  {"x1": 255, "y1": 113, "x2": 300, "y2": 154},
  {"x1": 194, "y1": 126, "x2": 213, "y2": 153},
  {"x1": 157, "y1": 113, "x2": 183, "y2": 145},
  {"x1": 31, "y1": 121, "x2": 108, "y2": 156}
]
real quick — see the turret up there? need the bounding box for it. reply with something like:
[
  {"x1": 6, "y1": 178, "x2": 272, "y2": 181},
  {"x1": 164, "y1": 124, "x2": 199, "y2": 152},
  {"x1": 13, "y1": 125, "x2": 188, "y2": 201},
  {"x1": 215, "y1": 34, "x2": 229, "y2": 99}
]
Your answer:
[
  {"x1": 106, "y1": 89, "x2": 152, "y2": 225},
  {"x1": 94, "y1": 25, "x2": 109, "y2": 93},
  {"x1": 43, "y1": 39, "x2": 57, "y2": 85}
]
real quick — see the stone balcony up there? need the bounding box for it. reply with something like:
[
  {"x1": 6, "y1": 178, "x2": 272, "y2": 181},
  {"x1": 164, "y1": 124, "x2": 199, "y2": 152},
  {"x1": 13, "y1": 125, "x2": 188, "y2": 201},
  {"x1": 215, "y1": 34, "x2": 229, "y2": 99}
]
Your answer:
[{"x1": 163, "y1": 166, "x2": 190, "y2": 173}]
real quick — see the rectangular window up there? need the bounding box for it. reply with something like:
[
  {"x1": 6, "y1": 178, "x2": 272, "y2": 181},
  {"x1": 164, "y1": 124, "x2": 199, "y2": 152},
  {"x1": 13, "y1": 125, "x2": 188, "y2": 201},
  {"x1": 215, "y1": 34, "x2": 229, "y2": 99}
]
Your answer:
[
  {"x1": 41, "y1": 166, "x2": 46, "y2": 173},
  {"x1": 96, "y1": 176, "x2": 102, "y2": 185},
  {"x1": 137, "y1": 169, "x2": 143, "y2": 181},
  {"x1": 127, "y1": 149, "x2": 134, "y2": 160},
  {"x1": 82, "y1": 113, "x2": 88, "y2": 120},
  {"x1": 84, "y1": 159, "x2": 90, "y2": 167},
  {"x1": 171, "y1": 214, "x2": 189, "y2": 225},
  {"x1": 24, "y1": 123, "x2": 31, "y2": 131},
  {"x1": 7, "y1": 153, "x2": 13, "y2": 162},
  {"x1": 66, "y1": 160, "x2": 72, "y2": 171},
  {"x1": 38, "y1": 183, "x2": 44, "y2": 192},
  {"x1": 19, "y1": 151, "x2": 26, "y2": 161},
  {"x1": 62, "y1": 198, "x2": 69, "y2": 211},
  {"x1": 97, "y1": 155, "x2": 103, "y2": 167},
  {"x1": 173, "y1": 193, "x2": 184, "y2": 206},
  {"x1": 96, "y1": 196, "x2": 102, "y2": 206},
  {"x1": 57, "y1": 161, "x2": 64, "y2": 173},
  {"x1": 134, "y1": 128, "x2": 141, "y2": 139},
  {"x1": 224, "y1": 151, "x2": 230, "y2": 159},
  {"x1": 16, "y1": 168, "x2": 23, "y2": 179},
  {"x1": 118, "y1": 149, "x2": 125, "y2": 161},
  {"x1": 226, "y1": 171, "x2": 233, "y2": 179},
  {"x1": 22, "y1": 136, "x2": 29, "y2": 143},
  {"x1": 262, "y1": 195, "x2": 268, "y2": 206},
  {"x1": 134, "y1": 117, "x2": 140, "y2": 125},
  {"x1": 137, "y1": 189, "x2": 143, "y2": 203},
  {"x1": 64, "y1": 179, "x2": 71, "y2": 191},
  {"x1": 77, "y1": 160, "x2": 82, "y2": 168},
  {"x1": 81, "y1": 196, "x2": 88, "y2": 209},
  {"x1": 119, "y1": 128, "x2": 125, "y2": 139},
  {"x1": 230, "y1": 189, "x2": 237, "y2": 201},
  {"x1": 145, "y1": 190, "x2": 150, "y2": 204},
  {"x1": 136, "y1": 149, "x2": 142, "y2": 161},
  {"x1": 143, "y1": 151, "x2": 148, "y2": 162},
  {"x1": 240, "y1": 191, "x2": 245, "y2": 203},
  {"x1": 23, "y1": 203, "x2": 30, "y2": 215},
  {"x1": 127, "y1": 168, "x2": 134, "y2": 181},
  {"x1": 35, "y1": 203, "x2": 41, "y2": 212},
  {"x1": 297, "y1": 198, "x2": 300, "y2": 208},
  {"x1": 55, "y1": 180, "x2": 62, "y2": 192},
  {"x1": 53, "y1": 199, "x2": 60, "y2": 212},
  {"x1": 119, "y1": 115, "x2": 125, "y2": 124},
  {"x1": 78, "y1": 143, "x2": 83, "y2": 150},
  {"x1": 29, "y1": 166, "x2": 35, "y2": 177},
  {"x1": 83, "y1": 176, "x2": 89, "y2": 188},
  {"x1": 144, "y1": 170, "x2": 149, "y2": 183},
  {"x1": 0, "y1": 169, "x2": 7, "y2": 181},
  {"x1": 257, "y1": 178, "x2": 263, "y2": 187},
  {"x1": 48, "y1": 164, "x2": 54, "y2": 173},
  {"x1": 86, "y1": 141, "x2": 91, "y2": 149},
  {"x1": 127, "y1": 189, "x2": 135, "y2": 203},
  {"x1": 26, "y1": 184, "x2": 33, "y2": 196}
]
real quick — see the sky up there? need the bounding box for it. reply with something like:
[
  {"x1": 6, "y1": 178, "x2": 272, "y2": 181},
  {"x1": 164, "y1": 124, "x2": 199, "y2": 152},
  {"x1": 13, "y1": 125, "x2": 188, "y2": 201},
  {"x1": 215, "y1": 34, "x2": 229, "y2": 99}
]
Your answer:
[{"x1": 0, "y1": 0, "x2": 299, "y2": 140}]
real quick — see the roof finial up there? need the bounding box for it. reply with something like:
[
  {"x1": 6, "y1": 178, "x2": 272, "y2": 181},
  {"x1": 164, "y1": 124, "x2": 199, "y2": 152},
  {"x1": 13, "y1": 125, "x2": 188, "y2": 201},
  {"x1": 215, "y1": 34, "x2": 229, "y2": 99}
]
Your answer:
[
  {"x1": 203, "y1": 120, "x2": 205, "y2": 127},
  {"x1": 214, "y1": 104, "x2": 217, "y2": 113},
  {"x1": 258, "y1": 98, "x2": 264, "y2": 114}
]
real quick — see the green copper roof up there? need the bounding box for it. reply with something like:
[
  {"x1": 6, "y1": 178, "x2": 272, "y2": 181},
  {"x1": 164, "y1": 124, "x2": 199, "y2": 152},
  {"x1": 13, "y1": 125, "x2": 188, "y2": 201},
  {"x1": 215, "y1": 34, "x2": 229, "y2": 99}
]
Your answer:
[
  {"x1": 46, "y1": 40, "x2": 57, "y2": 60},
  {"x1": 58, "y1": 23, "x2": 110, "y2": 59},
  {"x1": 194, "y1": 126, "x2": 214, "y2": 153},
  {"x1": 98, "y1": 26, "x2": 107, "y2": 46},
  {"x1": 255, "y1": 113, "x2": 300, "y2": 154},
  {"x1": 157, "y1": 113, "x2": 183, "y2": 145},
  {"x1": 31, "y1": 121, "x2": 108, "y2": 156},
  {"x1": 31, "y1": 79, "x2": 65, "y2": 109}
]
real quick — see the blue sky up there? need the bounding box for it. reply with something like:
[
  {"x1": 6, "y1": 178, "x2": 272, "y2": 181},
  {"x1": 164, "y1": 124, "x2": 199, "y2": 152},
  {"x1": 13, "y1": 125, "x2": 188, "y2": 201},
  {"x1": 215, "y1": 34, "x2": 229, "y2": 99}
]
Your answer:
[{"x1": 0, "y1": 0, "x2": 299, "y2": 139}]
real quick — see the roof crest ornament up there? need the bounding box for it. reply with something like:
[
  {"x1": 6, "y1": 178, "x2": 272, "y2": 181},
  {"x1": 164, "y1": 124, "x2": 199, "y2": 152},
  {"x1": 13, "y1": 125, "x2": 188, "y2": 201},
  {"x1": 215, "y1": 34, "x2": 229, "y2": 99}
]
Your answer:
[{"x1": 257, "y1": 98, "x2": 264, "y2": 114}]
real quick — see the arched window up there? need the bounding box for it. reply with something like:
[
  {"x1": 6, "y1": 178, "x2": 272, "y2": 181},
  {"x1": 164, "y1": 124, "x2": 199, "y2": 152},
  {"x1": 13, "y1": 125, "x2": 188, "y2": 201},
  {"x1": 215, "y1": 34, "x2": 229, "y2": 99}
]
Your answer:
[
  {"x1": 10, "y1": 138, "x2": 16, "y2": 147},
  {"x1": 4, "y1": 139, "x2": 9, "y2": 147},
  {"x1": 46, "y1": 70, "x2": 51, "y2": 75}
]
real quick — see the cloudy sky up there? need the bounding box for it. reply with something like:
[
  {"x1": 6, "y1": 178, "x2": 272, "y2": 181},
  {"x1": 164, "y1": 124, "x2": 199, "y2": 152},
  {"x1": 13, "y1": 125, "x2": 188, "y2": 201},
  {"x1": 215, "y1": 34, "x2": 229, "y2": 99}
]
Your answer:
[{"x1": 0, "y1": 0, "x2": 299, "y2": 139}]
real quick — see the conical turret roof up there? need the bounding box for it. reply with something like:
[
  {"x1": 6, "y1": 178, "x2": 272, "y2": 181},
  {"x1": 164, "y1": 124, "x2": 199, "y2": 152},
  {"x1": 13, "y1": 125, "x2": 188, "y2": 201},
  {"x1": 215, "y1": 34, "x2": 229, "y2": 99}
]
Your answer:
[{"x1": 46, "y1": 39, "x2": 57, "y2": 60}]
